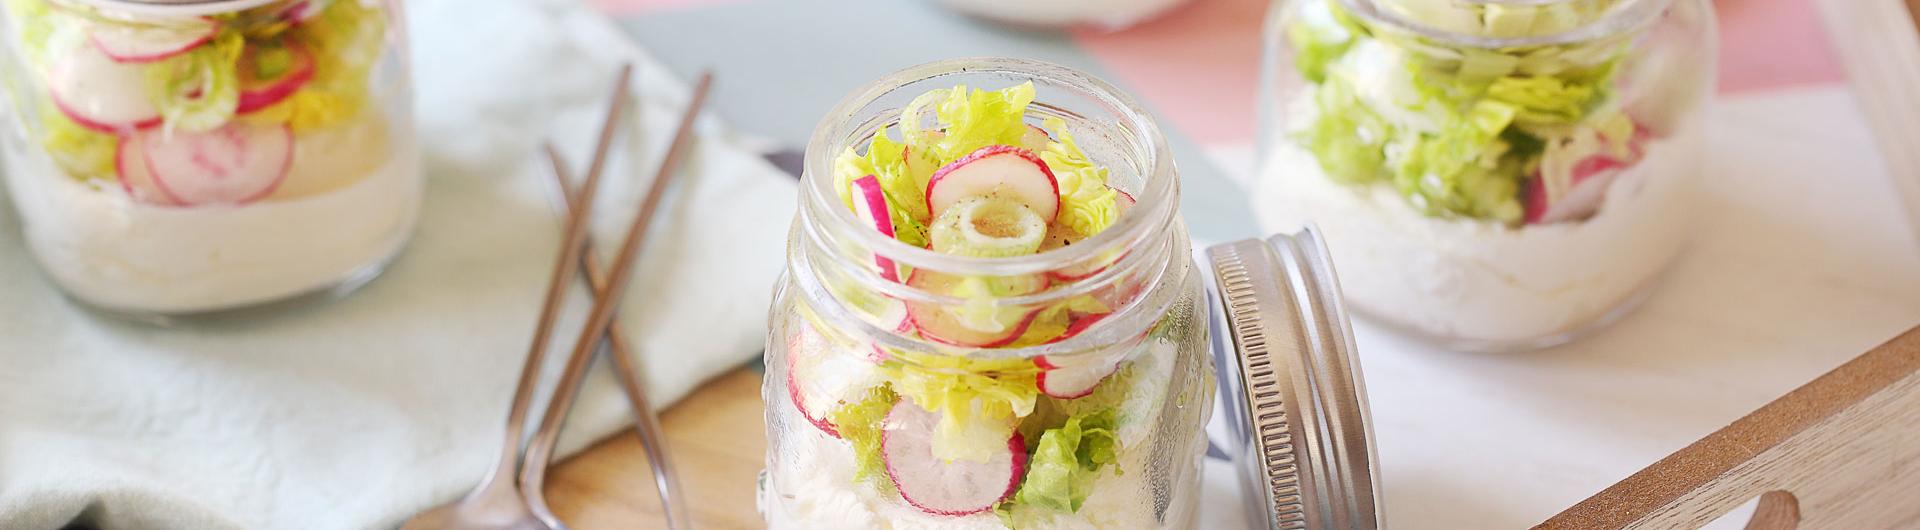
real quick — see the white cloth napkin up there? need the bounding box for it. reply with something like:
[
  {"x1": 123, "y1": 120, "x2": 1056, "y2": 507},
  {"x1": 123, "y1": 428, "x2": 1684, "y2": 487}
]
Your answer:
[{"x1": 0, "y1": 1, "x2": 794, "y2": 528}]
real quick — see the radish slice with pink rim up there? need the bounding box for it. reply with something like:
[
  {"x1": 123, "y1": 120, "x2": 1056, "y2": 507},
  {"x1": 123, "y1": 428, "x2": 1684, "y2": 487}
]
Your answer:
[
  {"x1": 88, "y1": 18, "x2": 218, "y2": 64},
  {"x1": 926, "y1": 145, "x2": 1059, "y2": 224},
  {"x1": 236, "y1": 41, "x2": 316, "y2": 114},
  {"x1": 882, "y1": 401, "x2": 1026, "y2": 516},
  {"x1": 49, "y1": 44, "x2": 163, "y2": 133},
  {"x1": 785, "y1": 324, "x2": 881, "y2": 438},
  {"x1": 114, "y1": 132, "x2": 178, "y2": 206},
  {"x1": 904, "y1": 268, "x2": 1048, "y2": 348},
  {"x1": 849, "y1": 175, "x2": 902, "y2": 282},
  {"x1": 140, "y1": 121, "x2": 294, "y2": 206},
  {"x1": 1018, "y1": 124, "x2": 1051, "y2": 152},
  {"x1": 1035, "y1": 342, "x2": 1129, "y2": 399},
  {"x1": 278, "y1": 1, "x2": 319, "y2": 23},
  {"x1": 1523, "y1": 133, "x2": 1648, "y2": 224}
]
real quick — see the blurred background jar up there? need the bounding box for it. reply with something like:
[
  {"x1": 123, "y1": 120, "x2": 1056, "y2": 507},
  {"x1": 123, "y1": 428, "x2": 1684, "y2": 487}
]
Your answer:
[
  {"x1": 1252, "y1": 0, "x2": 1715, "y2": 350},
  {"x1": 0, "y1": 0, "x2": 419, "y2": 319},
  {"x1": 930, "y1": 0, "x2": 1195, "y2": 30}
]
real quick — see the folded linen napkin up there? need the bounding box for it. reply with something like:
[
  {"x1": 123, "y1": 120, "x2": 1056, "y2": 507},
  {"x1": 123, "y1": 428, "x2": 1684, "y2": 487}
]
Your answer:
[{"x1": 0, "y1": 1, "x2": 794, "y2": 528}]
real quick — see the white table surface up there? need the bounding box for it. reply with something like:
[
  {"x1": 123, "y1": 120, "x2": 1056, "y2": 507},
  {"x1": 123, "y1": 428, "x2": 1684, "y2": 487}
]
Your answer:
[{"x1": 619, "y1": 4, "x2": 1920, "y2": 525}]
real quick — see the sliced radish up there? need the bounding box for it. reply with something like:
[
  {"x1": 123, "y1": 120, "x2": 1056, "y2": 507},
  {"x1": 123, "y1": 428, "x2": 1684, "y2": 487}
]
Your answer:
[
  {"x1": 929, "y1": 196, "x2": 1047, "y2": 258},
  {"x1": 926, "y1": 145, "x2": 1059, "y2": 224},
  {"x1": 140, "y1": 121, "x2": 293, "y2": 206},
  {"x1": 236, "y1": 41, "x2": 316, "y2": 114},
  {"x1": 786, "y1": 324, "x2": 881, "y2": 438},
  {"x1": 849, "y1": 175, "x2": 903, "y2": 282},
  {"x1": 882, "y1": 401, "x2": 1026, "y2": 516},
  {"x1": 1019, "y1": 124, "x2": 1051, "y2": 152},
  {"x1": 1524, "y1": 124, "x2": 1650, "y2": 224},
  {"x1": 279, "y1": 1, "x2": 320, "y2": 23},
  {"x1": 1049, "y1": 313, "x2": 1108, "y2": 344},
  {"x1": 49, "y1": 44, "x2": 163, "y2": 133},
  {"x1": 114, "y1": 132, "x2": 178, "y2": 206},
  {"x1": 1035, "y1": 348, "x2": 1127, "y2": 399},
  {"x1": 88, "y1": 18, "x2": 218, "y2": 63},
  {"x1": 905, "y1": 268, "x2": 1047, "y2": 348},
  {"x1": 1522, "y1": 157, "x2": 1626, "y2": 224}
]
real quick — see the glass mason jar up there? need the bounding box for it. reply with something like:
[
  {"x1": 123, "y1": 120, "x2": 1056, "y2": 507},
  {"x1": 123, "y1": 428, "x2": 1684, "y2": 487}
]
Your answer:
[
  {"x1": 1253, "y1": 0, "x2": 1715, "y2": 350},
  {"x1": 761, "y1": 58, "x2": 1216, "y2": 529},
  {"x1": 0, "y1": 0, "x2": 419, "y2": 317}
]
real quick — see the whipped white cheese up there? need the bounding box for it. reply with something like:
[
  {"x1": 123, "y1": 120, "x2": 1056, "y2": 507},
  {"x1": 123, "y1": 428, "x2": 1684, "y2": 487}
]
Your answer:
[
  {"x1": 1254, "y1": 123, "x2": 1702, "y2": 346},
  {"x1": 765, "y1": 429, "x2": 1164, "y2": 530},
  {"x1": 4, "y1": 138, "x2": 420, "y2": 314}
]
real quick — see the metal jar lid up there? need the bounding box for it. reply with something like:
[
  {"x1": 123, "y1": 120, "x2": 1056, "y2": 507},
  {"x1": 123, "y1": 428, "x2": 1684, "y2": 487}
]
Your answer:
[{"x1": 1203, "y1": 226, "x2": 1384, "y2": 529}]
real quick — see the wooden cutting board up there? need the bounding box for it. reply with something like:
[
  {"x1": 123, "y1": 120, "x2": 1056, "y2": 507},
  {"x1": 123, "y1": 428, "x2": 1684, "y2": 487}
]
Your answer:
[{"x1": 548, "y1": 369, "x2": 767, "y2": 530}]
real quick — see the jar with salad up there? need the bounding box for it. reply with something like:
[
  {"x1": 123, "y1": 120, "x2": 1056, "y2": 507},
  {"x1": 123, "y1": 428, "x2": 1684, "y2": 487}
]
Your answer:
[
  {"x1": 761, "y1": 58, "x2": 1216, "y2": 529},
  {"x1": 0, "y1": 0, "x2": 418, "y2": 317},
  {"x1": 1253, "y1": 0, "x2": 1715, "y2": 349}
]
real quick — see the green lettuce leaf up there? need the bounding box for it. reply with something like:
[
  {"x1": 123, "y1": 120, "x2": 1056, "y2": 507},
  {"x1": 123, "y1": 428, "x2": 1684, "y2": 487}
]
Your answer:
[
  {"x1": 907, "y1": 82, "x2": 1037, "y2": 163},
  {"x1": 1388, "y1": 99, "x2": 1531, "y2": 222},
  {"x1": 1296, "y1": 75, "x2": 1392, "y2": 185},
  {"x1": 38, "y1": 101, "x2": 119, "y2": 182},
  {"x1": 1286, "y1": 0, "x2": 1360, "y2": 83},
  {"x1": 1038, "y1": 117, "x2": 1120, "y2": 239},
  {"x1": 827, "y1": 385, "x2": 899, "y2": 493},
  {"x1": 1003, "y1": 409, "x2": 1121, "y2": 515}
]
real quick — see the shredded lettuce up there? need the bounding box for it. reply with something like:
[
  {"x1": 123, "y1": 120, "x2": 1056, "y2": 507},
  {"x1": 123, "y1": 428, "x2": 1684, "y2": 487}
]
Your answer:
[
  {"x1": 995, "y1": 409, "x2": 1121, "y2": 521},
  {"x1": 38, "y1": 102, "x2": 119, "y2": 181},
  {"x1": 906, "y1": 82, "x2": 1037, "y2": 163},
  {"x1": 1292, "y1": 0, "x2": 1635, "y2": 224},
  {"x1": 1285, "y1": 0, "x2": 1360, "y2": 83},
  {"x1": 1038, "y1": 117, "x2": 1120, "y2": 239},
  {"x1": 827, "y1": 385, "x2": 899, "y2": 493},
  {"x1": 1296, "y1": 75, "x2": 1391, "y2": 185},
  {"x1": 142, "y1": 31, "x2": 244, "y2": 133},
  {"x1": 880, "y1": 349, "x2": 1039, "y2": 463}
]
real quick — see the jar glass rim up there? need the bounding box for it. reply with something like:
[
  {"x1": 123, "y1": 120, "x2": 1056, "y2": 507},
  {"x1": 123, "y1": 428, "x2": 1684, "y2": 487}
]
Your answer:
[
  {"x1": 799, "y1": 57, "x2": 1179, "y2": 277},
  {"x1": 58, "y1": 0, "x2": 290, "y2": 18},
  {"x1": 1334, "y1": 0, "x2": 1672, "y2": 49}
]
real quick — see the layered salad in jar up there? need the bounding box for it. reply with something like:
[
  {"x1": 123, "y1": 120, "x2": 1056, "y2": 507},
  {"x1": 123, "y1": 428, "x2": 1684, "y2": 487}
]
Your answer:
[
  {"x1": 1255, "y1": 0, "x2": 1708, "y2": 346},
  {"x1": 0, "y1": 0, "x2": 418, "y2": 313},
  {"x1": 767, "y1": 82, "x2": 1209, "y2": 529}
]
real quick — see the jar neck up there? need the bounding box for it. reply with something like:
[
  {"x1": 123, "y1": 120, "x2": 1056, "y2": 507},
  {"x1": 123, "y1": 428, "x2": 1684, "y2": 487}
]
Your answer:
[
  {"x1": 1338, "y1": 0, "x2": 1670, "y2": 48},
  {"x1": 791, "y1": 58, "x2": 1184, "y2": 361}
]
